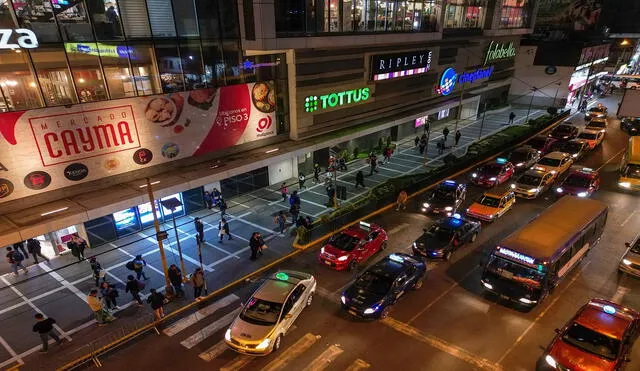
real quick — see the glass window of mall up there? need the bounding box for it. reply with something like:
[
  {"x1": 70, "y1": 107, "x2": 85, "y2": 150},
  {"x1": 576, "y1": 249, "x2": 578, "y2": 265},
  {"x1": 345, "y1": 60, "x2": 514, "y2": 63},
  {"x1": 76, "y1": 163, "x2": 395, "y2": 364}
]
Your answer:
[
  {"x1": 0, "y1": 0, "x2": 245, "y2": 112},
  {"x1": 500, "y1": 0, "x2": 531, "y2": 29},
  {"x1": 443, "y1": 0, "x2": 487, "y2": 29},
  {"x1": 275, "y1": 0, "x2": 441, "y2": 35}
]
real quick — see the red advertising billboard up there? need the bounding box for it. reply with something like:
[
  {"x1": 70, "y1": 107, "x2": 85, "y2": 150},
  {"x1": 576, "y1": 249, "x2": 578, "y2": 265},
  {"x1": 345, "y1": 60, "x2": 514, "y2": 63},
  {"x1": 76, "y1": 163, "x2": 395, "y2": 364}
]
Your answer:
[{"x1": 0, "y1": 81, "x2": 277, "y2": 202}]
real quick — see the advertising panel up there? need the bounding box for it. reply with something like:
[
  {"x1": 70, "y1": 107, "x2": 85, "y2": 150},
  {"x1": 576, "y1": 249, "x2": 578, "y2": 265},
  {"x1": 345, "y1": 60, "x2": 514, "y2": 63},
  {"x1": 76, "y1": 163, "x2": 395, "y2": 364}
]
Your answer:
[
  {"x1": 0, "y1": 81, "x2": 277, "y2": 202},
  {"x1": 370, "y1": 50, "x2": 433, "y2": 81}
]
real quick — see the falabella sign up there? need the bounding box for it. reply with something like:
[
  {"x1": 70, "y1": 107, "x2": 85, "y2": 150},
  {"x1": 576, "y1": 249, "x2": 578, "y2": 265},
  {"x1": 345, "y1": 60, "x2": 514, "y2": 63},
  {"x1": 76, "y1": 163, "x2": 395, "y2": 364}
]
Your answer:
[
  {"x1": 304, "y1": 87, "x2": 370, "y2": 113},
  {"x1": 0, "y1": 81, "x2": 277, "y2": 202},
  {"x1": 484, "y1": 41, "x2": 517, "y2": 65}
]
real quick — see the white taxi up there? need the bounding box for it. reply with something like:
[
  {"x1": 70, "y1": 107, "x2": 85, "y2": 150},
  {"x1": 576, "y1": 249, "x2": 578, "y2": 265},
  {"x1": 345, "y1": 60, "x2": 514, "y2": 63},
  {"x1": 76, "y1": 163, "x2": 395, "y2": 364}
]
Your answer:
[
  {"x1": 225, "y1": 271, "x2": 316, "y2": 355},
  {"x1": 534, "y1": 151, "x2": 573, "y2": 179}
]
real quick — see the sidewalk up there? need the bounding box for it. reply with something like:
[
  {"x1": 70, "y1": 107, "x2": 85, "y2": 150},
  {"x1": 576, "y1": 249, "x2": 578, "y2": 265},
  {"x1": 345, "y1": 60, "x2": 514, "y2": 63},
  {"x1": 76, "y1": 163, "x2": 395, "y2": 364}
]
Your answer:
[{"x1": 0, "y1": 106, "x2": 545, "y2": 370}]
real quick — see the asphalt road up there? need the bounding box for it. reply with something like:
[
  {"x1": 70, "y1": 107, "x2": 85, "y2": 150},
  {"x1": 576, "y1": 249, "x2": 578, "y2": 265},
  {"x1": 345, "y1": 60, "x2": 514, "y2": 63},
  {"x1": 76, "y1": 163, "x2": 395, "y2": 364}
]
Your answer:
[{"x1": 84, "y1": 96, "x2": 640, "y2": 371}]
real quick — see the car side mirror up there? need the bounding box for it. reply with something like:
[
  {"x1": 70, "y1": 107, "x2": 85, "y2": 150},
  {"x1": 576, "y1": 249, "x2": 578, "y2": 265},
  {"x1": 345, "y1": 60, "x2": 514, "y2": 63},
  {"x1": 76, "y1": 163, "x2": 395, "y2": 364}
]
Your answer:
[
  {"x1": 626, "y1": 243, "x2": 631, "y2": 248},
  {"x1": 423, "y1": 228, "x2": 428, "y2": 233},
  {"x1": 554, "y1": 328, "x2": 561, "y2": 334},
  {"x1": 625, "y1": 356, "x2": 631, "y2": 363}
]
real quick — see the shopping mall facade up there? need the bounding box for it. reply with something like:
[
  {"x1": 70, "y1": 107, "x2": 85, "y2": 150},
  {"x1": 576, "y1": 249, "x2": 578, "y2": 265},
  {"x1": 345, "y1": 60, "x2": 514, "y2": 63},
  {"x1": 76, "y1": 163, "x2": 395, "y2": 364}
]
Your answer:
[{"x1": 0, "y1": 0, "x2": 540, "y2": 255}]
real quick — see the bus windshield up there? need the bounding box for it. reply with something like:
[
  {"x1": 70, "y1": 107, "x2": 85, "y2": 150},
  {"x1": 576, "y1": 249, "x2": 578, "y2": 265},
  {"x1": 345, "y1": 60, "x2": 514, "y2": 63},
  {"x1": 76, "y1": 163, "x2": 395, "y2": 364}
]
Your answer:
[
  {"x1": 485, "y1": 255, "x2": 544, "y2": 289},
  {"x1": 622, "y1": 164, "x2": 640, "y2": 179}
]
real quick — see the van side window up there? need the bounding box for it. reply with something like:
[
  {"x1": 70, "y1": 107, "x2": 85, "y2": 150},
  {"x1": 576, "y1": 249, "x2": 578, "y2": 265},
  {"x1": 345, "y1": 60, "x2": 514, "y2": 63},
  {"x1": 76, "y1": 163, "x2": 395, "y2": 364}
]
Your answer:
[{"x1": 558, "y1": 248, "x2": 572, "y2": 269}]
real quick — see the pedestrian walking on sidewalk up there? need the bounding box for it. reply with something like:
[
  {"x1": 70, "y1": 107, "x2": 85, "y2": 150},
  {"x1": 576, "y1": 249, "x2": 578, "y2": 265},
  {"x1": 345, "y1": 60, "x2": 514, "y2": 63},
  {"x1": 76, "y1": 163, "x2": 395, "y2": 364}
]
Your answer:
[
  {"x1": 368, "y1": 153, "x2": 379, "y2": 175},
  {"x1": 414, "y1": 136, "x2": 420, "y2": 148},
  {"x1": 6, "y1": 246, "x2": 27, "y2": 276},
  {"x1": 290, "y1": 203, "x2": 300, "y2": 225},
  {"x1": 13, "y1": 241, "x2": 29, "y2": 261},
  {"x1": 32, "y1": 313, "x2": 62, "y2": 353},
  {"x1": 442, "y1": 126, "x2": 450, "y2": 143},
  {"x1": 337, "y1": 155, "x2": 348, "y2": 171},
  {"x1": 396, "y1": 190, "x2": 408, "y2": 211},
  {"x1": 355, "y1": 170, "x2": 365, "y2": 189},
  {"x1": 219, "y1": 197, "x2": 228, "y2": 217},
  {"x1": 194, "y1": 217, "x2": 205, "y2": 244},
  {"x1": 276, "y1": 211, "x2": 287, "y2": 235},
  {"x1": 87, "y1": 289, "x2": 114, "y2": 326},
  {"x1": 212, "y1": 188, "x2": 222, "y2": 206},
  {"x1": 298, "y1": 174, "x2": 306, "y2": 189},
  {"x1": 67, "y1": 239, "x2": 82, "y2": 262},
  {"x1": 218, "y1": 218, "x2": 232, "y2": 242},
  {"x1": 100, "y1": 281, "x2": 119, "y2": 310},
  {"x1": 72, "y1": 233, "x2": 88, "y2": 257},
  {"x1": 168, "y1": 264, "x2": 184, "y2": 298},
  {"x1": 313, "y1": 163, "x2": 321, "y2": 183},
  {"x1": 125, "y1": 275, "x2": 144, "y2": 306},
  {"x1": 326, "y1": 184, "x2": 336, "y2": 207},
  {"x1": 249, "y1": 232, "x2": 260, "y2": 260},
  {"x1": 27, "y1": 238, "x2": 49, "y2": 264},
  {"x1": 147, "y1": 288, "x2": 165, "y2": 320},
  {"x1": 203, "y1": 191, "x2": 213, "y2": 209},
  {"x1": 383, "y1": 146, "x2": 392, "y2": 164},
  {"x1": 437, "y1": 138, "x2": 445, "y2": 154},
  {"x1": 133, "y1": 255, "x2": 149, "y2": 280},
  {"x1": 508, "y1": 111, "x2": 516, "y2": 125},
  {"x1": 455, "y1": 130, "x2": 462, "y2": 146},
  {"x1": 290, "y1": 190, "x2": 301, "y2": 208},
  {"x1": 191, "y1": 267, "x2": 205, "y2": 299},
  {"x1": 280, "y1": 182, "x2": 288, "y2": 202},
  {"x1": 419, "y1": 137, "x2": 427, "y2": 154},
  {"x1": 89, "y1": 257, "x2": 105, "y2": 287}
]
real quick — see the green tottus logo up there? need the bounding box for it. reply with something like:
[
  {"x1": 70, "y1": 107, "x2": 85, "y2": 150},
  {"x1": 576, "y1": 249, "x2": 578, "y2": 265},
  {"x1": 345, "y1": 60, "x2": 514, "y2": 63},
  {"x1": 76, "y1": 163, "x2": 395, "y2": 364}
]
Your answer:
[{"x1": 305, "y1": 87, "x2": 370, "y2": 113}]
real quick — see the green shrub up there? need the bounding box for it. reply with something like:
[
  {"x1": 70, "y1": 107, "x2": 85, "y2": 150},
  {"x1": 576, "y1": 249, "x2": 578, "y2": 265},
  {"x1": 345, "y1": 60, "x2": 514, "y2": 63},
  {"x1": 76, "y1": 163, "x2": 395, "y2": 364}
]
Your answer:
[{"x1": 353, "y1": 147, "x2": 359, "y2": 160}]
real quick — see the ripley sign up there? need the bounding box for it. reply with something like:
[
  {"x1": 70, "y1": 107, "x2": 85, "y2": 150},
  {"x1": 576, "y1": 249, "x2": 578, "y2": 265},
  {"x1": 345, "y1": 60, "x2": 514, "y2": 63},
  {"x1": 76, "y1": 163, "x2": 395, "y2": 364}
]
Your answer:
[
  {"x1": 371, "y1": 50, "x2": 433, "y2": 81},
  {"x1": 484, "y1": 41, "x2": 517, "y2": 65}
]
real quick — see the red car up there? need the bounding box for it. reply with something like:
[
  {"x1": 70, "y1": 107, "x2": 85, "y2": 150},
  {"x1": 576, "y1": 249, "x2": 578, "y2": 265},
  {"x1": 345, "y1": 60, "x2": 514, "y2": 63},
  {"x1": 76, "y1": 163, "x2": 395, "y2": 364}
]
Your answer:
[
  {"x1": 470, "y1": 158, "x2": 515, "y2": 187},
  {"x1": 555, "y1": 167, "x2": 600, "y2": 198},
  {"x1": 318, "y1": 221, "x2": 388, "y2": 271},
  {"x1": 539, "y1": 299, "x2": 640, "y2": 371},
  {"x1": 527, "y1": 135, "x2": 559, "y2": 155}
]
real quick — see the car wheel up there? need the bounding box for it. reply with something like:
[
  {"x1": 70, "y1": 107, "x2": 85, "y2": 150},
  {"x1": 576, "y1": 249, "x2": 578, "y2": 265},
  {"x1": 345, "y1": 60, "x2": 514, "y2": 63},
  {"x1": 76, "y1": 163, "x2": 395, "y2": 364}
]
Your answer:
[
  {"x1": 348, "y1": 260, "x2": 357, "y2": 272},
  {"x1": 381, "y1": 241, "x2": 388, "y2": 250},
  {"x1": 380, "y1": 307, "x2": 390, "y2": 320},
  {"x1": 306, "y1": 294, "x2": 313, "y2": 306},
  {"x1": 470, "y1": 233, "x2": 478, "y2": 243},
  {"x1": 444, "y1": 251, "x2": 452, "y2": 261},
  {"x1": 413, "y1": 280, "x2": 423, "y2": 290},
  {"x1": 273, "y1": 335, "x2": 282, "y2": 352}
]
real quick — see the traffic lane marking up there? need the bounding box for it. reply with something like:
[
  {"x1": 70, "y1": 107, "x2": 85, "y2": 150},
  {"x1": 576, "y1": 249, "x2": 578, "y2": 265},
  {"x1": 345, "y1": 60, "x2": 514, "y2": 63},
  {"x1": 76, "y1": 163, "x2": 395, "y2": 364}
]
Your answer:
[
  {"x1": 261, "y1": 333, "x2": 320, "y2": 371},
  {"x1": 179, "y1": 308, "x2": 241, "y2": 349},
  {"x1": 621, "y1": 210, "x2": 639, "y2": 227},
  {"x1": 345, "y1": 359, "x2": 371, "y2": 371},
  {"x1": 301, "y1": 344, "x2": 344, "y2": 371},
  {"x1": 381, "y1": 317, "x2": 502, "y2": 371},
  {"x1": 163, "y1": 294, "x2": 239, "y2": 336}
]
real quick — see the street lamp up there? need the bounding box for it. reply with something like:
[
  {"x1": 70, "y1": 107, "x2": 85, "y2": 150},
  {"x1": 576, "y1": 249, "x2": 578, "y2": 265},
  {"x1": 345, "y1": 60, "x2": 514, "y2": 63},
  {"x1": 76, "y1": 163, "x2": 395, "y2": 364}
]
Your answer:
[
  {"x1": 526, "y1": 87, "x2": 538, "y2": 121},
  {"x1": 552, "y1": 82, "x2": 562, "y2": 107},
  {"x1": 478, "y1": 101, "x2": 488, "y2": 139},
  {"x1": 160, "y1": 197, "x2": 187, "y2": 287}
]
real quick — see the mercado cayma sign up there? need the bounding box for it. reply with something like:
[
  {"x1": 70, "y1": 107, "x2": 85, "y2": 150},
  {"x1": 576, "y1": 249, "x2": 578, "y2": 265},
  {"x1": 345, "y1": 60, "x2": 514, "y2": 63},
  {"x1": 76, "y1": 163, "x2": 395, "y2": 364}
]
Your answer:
[
  {"x1": 0, "y1": 81, "x2": 277, "y2": 202},
  {"x1": 484, "y1": 41, "x2": 517, "y2": 65}
]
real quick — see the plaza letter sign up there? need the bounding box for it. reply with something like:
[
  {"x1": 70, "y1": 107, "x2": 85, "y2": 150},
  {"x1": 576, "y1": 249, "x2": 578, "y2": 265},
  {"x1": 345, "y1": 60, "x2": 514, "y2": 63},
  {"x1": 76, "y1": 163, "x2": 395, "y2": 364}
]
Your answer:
[{"x1": 484, "y1": 41, "x2": 516, "y2": 65}]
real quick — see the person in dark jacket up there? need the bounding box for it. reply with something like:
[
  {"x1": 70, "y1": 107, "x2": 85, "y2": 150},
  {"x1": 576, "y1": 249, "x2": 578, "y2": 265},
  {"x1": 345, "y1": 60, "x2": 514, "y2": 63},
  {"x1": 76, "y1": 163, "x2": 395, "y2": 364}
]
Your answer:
[
  {"x1": 147, "y1": 288, "x2": 165, "y2": 320},
  {"x1": 168, "y1": 264, "x2": 184, "y2": 298},
  {"x1": 191, "y1": 268, "x2": 205, "y2": 299},
  {"x1": 203, "y1": 191, "x2": 213, "y2": 209},
  {"x1": 219, "y1": 198, "x2": 228, "y2": 217},
  {"x1": 89, "y1": 257, "x2": 105, "y2": 287},
  {"x1": 249, "y1": 232, "x2": 260, "y2": 260},
  {"x1": 194, "y1": 217, "x2": 205, "y2": 244},
  {"x1": 32, "y1": 313, "x2": 62, "y2": 352},
  {"x1": 100, "y1": 281, "x2": 118, "y2": 310},
  {"x1": 27, "y1": 238, "x2": 49, "y2": 264},
  {"x1": 355, "y1": 170, "x2": 365, "y2": 189},
  {"x1": 13, "y1": 241, "x2": 29, "y2": 261},
  {"x1": 455, "y1": 130, "x2": 462, "y2": 146},
  {"x1": 133, "y1": 255, "x2": 148, "y2": 280},
  {"x1": 442, "y1": 126, "x2": 450, "y2": 142},
  {"x1": 125, "y1": 275, "x2": 143, "y2": 306}
]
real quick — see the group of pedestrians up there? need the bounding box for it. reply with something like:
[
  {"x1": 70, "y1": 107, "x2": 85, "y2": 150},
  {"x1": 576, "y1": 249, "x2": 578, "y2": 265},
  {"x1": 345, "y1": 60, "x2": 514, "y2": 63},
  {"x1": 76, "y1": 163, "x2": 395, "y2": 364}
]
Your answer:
[
  {"x1": 204, "y1": 188, "x2": 228, "y2": 216},
  {"x1": 416, "y1": 126, "x2": 463, "y2": 155},
  {"x1": 5, "y1": 238, "x2": 52, "y2": 276}
]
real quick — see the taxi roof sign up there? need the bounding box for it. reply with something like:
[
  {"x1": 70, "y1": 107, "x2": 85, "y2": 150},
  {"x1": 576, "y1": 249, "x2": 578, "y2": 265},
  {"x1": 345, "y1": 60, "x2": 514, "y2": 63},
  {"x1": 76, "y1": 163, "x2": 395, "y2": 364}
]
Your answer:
[
  {"x1": 580, "y1": 167, "x2": 594, "y2": 173},
  {"x1": 359, "y1": 221, "x2": 371, "y2": 231},
  {"x1": 496, "y1": 157, "x2": 508, "y2": 164},
  {"x1": 603, "y1": 305, "x2": 616, "y2": 315},
  {"x1": 275, "y1": 272, "x2": 289, "y2": 281},
  {"x1": 389, "y1": 254, "x2": 405, "y2": 263}
]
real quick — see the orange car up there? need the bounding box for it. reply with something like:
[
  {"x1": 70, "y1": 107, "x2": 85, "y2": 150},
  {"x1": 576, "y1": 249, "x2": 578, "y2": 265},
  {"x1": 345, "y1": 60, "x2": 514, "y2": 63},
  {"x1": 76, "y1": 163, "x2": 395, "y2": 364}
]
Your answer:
[{"x1": 466, "y1": 188, "x2": 515, "y2": 222}]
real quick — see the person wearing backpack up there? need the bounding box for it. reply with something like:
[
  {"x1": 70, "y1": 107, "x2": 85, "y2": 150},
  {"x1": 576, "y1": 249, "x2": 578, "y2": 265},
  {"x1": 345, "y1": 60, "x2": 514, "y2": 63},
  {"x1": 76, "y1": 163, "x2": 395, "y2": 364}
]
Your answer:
[
  {"x1": 168, "y1": 264, "x2": 184, "y2": 298},
  {"x1": 6, "y1": 246, "x2": 27, "y2": 276},
  {"x1": 100, "y1": 281, "x2": 119, "y2": 310},
  {"x1": 27, "y1": 238, "x2": 49, "y2": 264},
  {"x1": 132, "y1": 255, "x2": 148, "y2": 280},
  {"x1": 13, "y1": 241, "x2": 29, "y2": 261},
  {"x1": 89, "y1": 257, "x2": 105, "y2": 287},
  {"x1": 147, "y1": 288, "x2": 165, "y2": 320},
  {"x1": 125, "y1": 275, "x2": 143, "y2": 306}
]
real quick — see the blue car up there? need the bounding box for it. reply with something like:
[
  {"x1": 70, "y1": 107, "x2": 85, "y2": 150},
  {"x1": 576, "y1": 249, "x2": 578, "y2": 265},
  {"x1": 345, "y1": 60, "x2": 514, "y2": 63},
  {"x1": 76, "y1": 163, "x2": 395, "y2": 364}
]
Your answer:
[{"x1": 341, "y1": 253, "x2": 426, "y2": 320}]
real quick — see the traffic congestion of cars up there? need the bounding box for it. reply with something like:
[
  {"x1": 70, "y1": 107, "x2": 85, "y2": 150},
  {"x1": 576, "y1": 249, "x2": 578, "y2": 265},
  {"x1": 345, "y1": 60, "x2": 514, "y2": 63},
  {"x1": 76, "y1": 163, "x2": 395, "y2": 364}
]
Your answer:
[{"x1": 221, "y1": 102, "x2": 640, "y2": 370}]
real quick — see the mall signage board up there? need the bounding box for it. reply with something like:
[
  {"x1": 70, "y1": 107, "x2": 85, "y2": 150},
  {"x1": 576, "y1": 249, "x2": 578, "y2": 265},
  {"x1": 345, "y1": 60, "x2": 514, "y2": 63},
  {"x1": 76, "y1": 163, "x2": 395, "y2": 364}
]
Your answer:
[
  {"x1": 484, "y1": 41, "x2": 517, "y2": 65},
  {"x1": 0, "y1": 82, "x2": 277, "y2": 202},
  {"x1": 304, "y1": 87, "x2": 370, "y2": 113},
  {"x1": 0, "y1": 29, "x2": 38, "y2": 49},
  {"x1": 371, "y1": 50, "x2": 433, "y2": 81}
]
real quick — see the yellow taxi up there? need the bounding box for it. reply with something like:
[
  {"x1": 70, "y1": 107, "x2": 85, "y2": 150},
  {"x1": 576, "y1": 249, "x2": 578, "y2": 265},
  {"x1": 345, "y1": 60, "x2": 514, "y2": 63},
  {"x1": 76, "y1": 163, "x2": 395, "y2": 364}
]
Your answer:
[
  {"x1": 576, "y1": 128, "x2": 605, "y2": 150},
  {"x1": 466, "y1": 188, "x2": 515, "y2": 222},
  {"x1": 534, "y1": 151, "x2": 573, "y2": 179}
]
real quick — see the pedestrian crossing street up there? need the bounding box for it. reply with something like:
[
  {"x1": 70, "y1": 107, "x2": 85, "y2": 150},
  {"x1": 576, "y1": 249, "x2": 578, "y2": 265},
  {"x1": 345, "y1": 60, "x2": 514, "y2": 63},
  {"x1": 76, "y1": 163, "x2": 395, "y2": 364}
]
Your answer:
[{"x1": 163, "y1": 294, "x2": 372, "y2": 371}]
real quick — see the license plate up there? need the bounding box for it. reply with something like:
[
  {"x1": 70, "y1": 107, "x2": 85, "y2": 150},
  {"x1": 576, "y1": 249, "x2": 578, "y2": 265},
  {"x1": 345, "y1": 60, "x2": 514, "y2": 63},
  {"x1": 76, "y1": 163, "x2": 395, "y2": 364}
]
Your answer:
[
  {"x1": 433, "y1": 210, "x2": 440, "y2": 214},
  {"x1": 324, "y1": 261, "x2": 332, "y2": 266},
  {"x1": 349, "y1": 310, "x2": 357, "y2": 316},
  {"x1": 500, "y1": 294, "x2": 510, "y2": 300}
]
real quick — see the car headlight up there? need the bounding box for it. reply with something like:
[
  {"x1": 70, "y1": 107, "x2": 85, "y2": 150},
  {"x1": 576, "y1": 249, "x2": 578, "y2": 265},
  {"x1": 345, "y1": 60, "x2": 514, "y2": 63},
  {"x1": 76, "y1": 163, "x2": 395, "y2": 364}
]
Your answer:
[
  {"x1": 623, "y1": 259, "x2": 632, "y2": 266},
  {"x1": 519, "y1": 297, "x2": 537, "y2": 304},
  {"x1": 572, "y1": 153, "x2": 578, "y2": 158},
  {"x1": 341, "y1": 295, "x2": 347, "y2": 304},
  {"x1": 516, "y1": 162, "x2": 524, "y2": 167},
  {"x1": 577, "y1": 192, "x2": 588, "y2": 198},
  {"x1": 550, "y1": 170, "x2": 556, "y2": 174},
  {"x1": 225, "y1": 328, "x2": 231, "y2": 341},
  {"x1": 545, "y1": 354, "x2": 557, "y2": 368},
  {"x1": 320, "y1": 247, "x2": 325, "y2": 254},
  {"x1": 482, "y1": 281, "x2": 493, "y2": 290},
  {"x1": 338, "y1": 255, "x2": 348, "y2": 261},
  {"x1": 445, "y1": 206, "x2": 453, "y2": 211},
  {"x1": 423, "y1": 202, "x2": 430, "y2": 208},
  {"x1": 472, "y1": 173, "x2": 477, "y2": 178},
  {"x1": 510, "y1": 183, "x2": 516, "y2": 189},
  {"x1": 563, "y1": 136, "x2": 568, "y2": 139},
  {"x1": 488, "y1": 214, "x2": 495, "y2": 219},
  {"x1": 489, "y1": 177, "x2": 497, "y2": 181},
  {"x1": 363, "y1": 308, "x2": 376, "y2": 314},
  {"x1": 412, "y1": 242, "x2": 417, "y2": 248},
  {"x1": 556, "y1": 187, "x2": 563, "y2": 193},
  {"x1": 527, "y1": 188, "x2": 539, "y2": 193},
  {"x1": 256, "y1": 338, "x2": 271, "y2": 350},
  {"x1": 619, "y1": 182, "x2": 631, "y2": 188}
]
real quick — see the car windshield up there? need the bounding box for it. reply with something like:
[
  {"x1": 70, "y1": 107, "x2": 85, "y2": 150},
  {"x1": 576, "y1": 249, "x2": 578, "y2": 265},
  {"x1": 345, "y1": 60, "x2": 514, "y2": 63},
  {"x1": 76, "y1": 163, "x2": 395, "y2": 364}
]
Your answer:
[
  {"x1": 554, "y1": 126, "x2": 573, "y2": 134},
  {"x1": 588, "y1": 121, "x2": 606, "y2": 128},
  {"x1": 354, "y1": 271, "x2": 393, "y2": 296},
  {"x1": 589, "y1": 107, "x2": 605, "y2": 113},
  {"x1": 564, "y1": 175, "x2": 591, "y2": 188},
  {"x1": 538, "y1": 157, "x2": 561, "y2": 167},
  {"x1": 240, "y1": 297, "x2": 283, "y2": 326},
  {"x1": 480, "y1": 165, "x2": 501, "y2": 176},
  {"x1": 434, "y1": 187, "x2": 456, "y2": 200},
  {"x1": 508, "y1": 151, "x2": 528, "y2": 163},
  {"x1": 562, "y1": 323, "x2": 620, "y2": 360},
  {"x1": 486, "y1": 255, "x2": 544, "y2": 289},
  {"x1": 631, "y1": 239, "x2": 640, "y2": 254},
  {"x1": 479, "y1": 195, "x2": 501, "y2": 207},
  {"x1": 518, "y1": 175, "x2": 542, "y2": 186},
  {"x1": 329, "y1": 233, "x2": 361, "y2": 252},
  {"x1": 527, "y1": 137, "x2": 547, "y2": 149},
  {"x1": 623, "y1": 164, "x2": 640, "y2": 179},
  {"x1": 426, "y1": 225, "x2": 455, "y2": 242},
  {"x1": 578, "y1": 132, "x2": 597, "y2": 140},
  {"x1": 562, "y1": 142, "x2": 583, "y2": 153}
]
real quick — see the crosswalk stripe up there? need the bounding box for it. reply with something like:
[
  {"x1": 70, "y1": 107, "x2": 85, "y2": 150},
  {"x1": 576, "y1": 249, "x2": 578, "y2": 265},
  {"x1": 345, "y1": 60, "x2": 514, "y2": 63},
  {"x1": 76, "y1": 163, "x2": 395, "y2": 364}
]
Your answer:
[
  {"x1": 301, "y1": 344, "x2": 344, "y2": 371},
  {"x1": 260, "y1": 333, "x2": 319, "y2": 371},
  {"x1": 180, "y1": 308, "x2": 241, "y2": 349},
  {"x1": 164, "y1": 294, "x2": 239, "y2": 337},
  {"x1": 220, "y1": 355, "x2": 254, "y2": 371},
  {"x1": 198, "y1": 340, "x2": 228, "y2": 362},
  {"x1": 345, "y1": 359, "x2": 371, "y2": 371}
]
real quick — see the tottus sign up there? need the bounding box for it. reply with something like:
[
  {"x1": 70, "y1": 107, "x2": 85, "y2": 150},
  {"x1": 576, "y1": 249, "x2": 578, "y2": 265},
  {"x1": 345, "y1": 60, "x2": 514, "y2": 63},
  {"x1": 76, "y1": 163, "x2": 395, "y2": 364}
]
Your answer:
[{"x1": 304, "y1": 87, "x2": 371, "y2": 113}]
